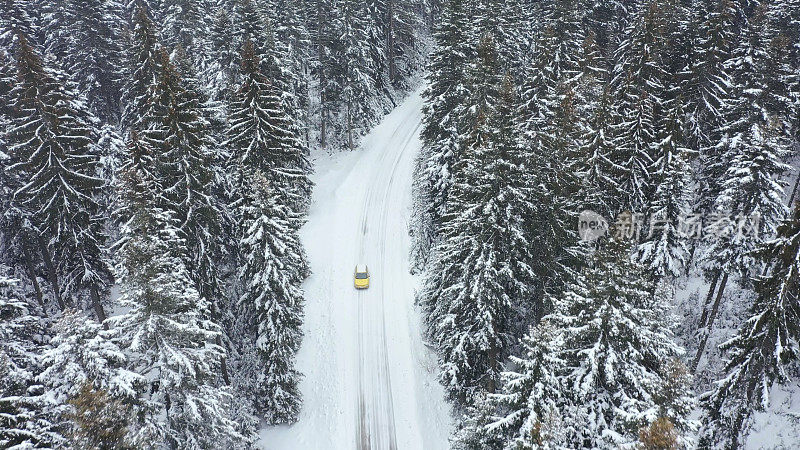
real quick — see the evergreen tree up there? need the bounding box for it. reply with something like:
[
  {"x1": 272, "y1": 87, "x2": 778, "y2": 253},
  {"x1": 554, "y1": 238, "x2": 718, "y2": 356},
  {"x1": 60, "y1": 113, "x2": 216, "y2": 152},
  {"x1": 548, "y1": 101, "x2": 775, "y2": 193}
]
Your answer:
[
  {"x1": 340, "y1": 0, "x2": 377, "y2": 149},
  {"x1": 692, "y1": 6, "x2": 794, "y2": 372},
  {"x1": 423, "y1": 46, "x2": 535, "y2": 404},
  {"x1": 237, "y1": 170, "x2": 307, "y2": 424},
  {"x1": 142, "y1": 48, "x2": 223, "y2": 304},
  {"x1": 0, "y1": 269, "x2": 62, "y2": 448},
  {"x1": 549, "y1": 240, "x2": 690, "y2": 448},
  {"x1": 636, "y1": 94, "x2": 693, "y2": 279},
  {"x1": 227, "y1": 39, "x2": 312, "y2": 217},
  {"x1": 688, "y1": 0, "x2": 737, "y2": 218},
  {"x1": 5, "y1": 33, "x2": 112, "y2": 320},
  {"x1": 65, "y1": 382, "x2": 135, "y2": 450},
  {"x1": 700, "y1": 205, "x2": 800, "y2": 449},
  {"x1": 701, "y1": 5, "x2": 792, "y2": 283},
  {"x1": 0, "y1": 0, "x2": 36, "y2": 51},
  {"x1": 485, "y1": 321, "x2": 566, "y2": 449},
  {"x1": 413, "y1": 0, "x2": 473, "y2": 269},
  {"x1": 39, "y1": 310, "x2": 143, "y2": 404},
  {"x1": 110, "y1": 133, "x2": 253, "y2": 448},
  {"x1": 121, "y1": 3, "x2": 162, "y2": 130},
  {"x1": 609, "y1": 0, "x2": 671, "y2": 211},
  {"x1": 52, "y1": 0, "x2": 126, "y2": 122},
  {"x1": 205, "y1": 7, "x2": 238, "y2": 102}
]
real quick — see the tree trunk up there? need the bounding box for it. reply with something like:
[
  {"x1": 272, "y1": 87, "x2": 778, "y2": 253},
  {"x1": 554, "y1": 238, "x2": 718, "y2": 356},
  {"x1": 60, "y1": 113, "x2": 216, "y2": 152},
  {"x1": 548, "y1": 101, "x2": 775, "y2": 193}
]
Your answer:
[
  {"x1": 89, "y1": 285, "x2": 108, "y2": 328},
  {"x1": 691, "y1": 272, "x2": 729, "y2": 372},
  {"x1": 317, "y1": 4, "x2": 327, "y2": 150},
  {"x1": 788, "y1": 169, "x2": 800, "y2": 206},
  {"x1": 347, "y1": 102, "x2": 354, "y2": 150},
  {"x1": 387, "y1": 0, "x2": 397, "y2": 84},
  {"x1": 696, "y1": 271, "x2": 720, "y2": 332},
  {"x1": 487, "y1": 345, "x2": 498, "y2": 394},
  {"x1": 22, "y1": 245, "x2": 47, "y2": 314},
  {"x1": 37, "y1": 235, "x2": 68, "y2": 310},
  {"x1": 216, "y1": 335, "x2": 231, "y2": 385},
  {"x1": 685, "y1": 241, "x2": 696, "y2": 276}
]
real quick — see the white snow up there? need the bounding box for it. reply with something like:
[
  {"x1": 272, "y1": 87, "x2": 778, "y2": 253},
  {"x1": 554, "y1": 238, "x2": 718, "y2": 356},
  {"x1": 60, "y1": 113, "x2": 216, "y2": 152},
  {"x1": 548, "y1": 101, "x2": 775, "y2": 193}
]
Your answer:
[{"x1": 258, "y1": 86, "x2": 452, "y2": 450}]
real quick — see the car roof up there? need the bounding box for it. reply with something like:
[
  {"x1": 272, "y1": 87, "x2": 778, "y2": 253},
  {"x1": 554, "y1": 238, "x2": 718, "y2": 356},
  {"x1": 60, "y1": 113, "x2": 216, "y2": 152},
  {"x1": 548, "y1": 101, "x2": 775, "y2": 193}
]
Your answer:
[{"x1": 355, "y1": 264, "x2": 368, "y2": 273}]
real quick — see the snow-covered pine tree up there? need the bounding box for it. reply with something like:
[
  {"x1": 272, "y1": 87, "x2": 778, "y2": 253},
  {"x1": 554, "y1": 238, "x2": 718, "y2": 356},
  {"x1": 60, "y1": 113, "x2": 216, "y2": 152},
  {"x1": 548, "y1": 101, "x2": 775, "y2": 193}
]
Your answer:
[
  {"x1": 4, "y1": 32, "x2": 112, "y2": 321},
  {"x1": 37, "y1": 310, "x2": 144, "y2": 447},
  {"x1": 609, "y1": 0, "x2": 671, "y2": 211},
  {"x1": 578, "y1": 84, "x2": 627, "y2": 217},
  {"x1": 110, "y1": 132, "x2": 253, "y2": 448},
  {"x1": 121, "y1": 3, "x2": 162, "y2": 130},
  {"x1": 51, "y1": 0, "x2": 126, "y2": 123},
  {"x1": 383, "y1": 0, "x2": 424, "y2": 86},
  {"x1": 549, "y1": 239, "x2": 691, "y2": 448},
  {"x1": 158, "y1": 0, "x2": 211, "y2": 72},
  {"x1": 142, "y1": 48, "x2": 223, "y2": 304},
  {"x1": 483, "y1": 321, "x2": 565, "y2": 449},
  {"x1": 38, "y1": 310, "x2": 143, "y2": 405},
  {"x1": 340, "y1": 0, "x2": 377, "y2": 149},
  {"x1": 228, "y1": 39, "x2": 312, "y2": 217},
  {"x1": 0, "y1": 269, "x2": 62, "y2": 448},
  {"x1": 694, "y1": 5, "x2": 793, "y2": 370},
  {"x1": 423, "y1": 43, "x2": 535, "y2": 404},
  {"x1": 274, "y1": 0, "x2": 312, "y2": 140},
  {"x1": 686, "y1": 0, "x2": 736, "y2": 159},
  {"x1": 699, "y1": 205, "x2": 800, "y2": 449},
  {"x1": 413, "y1": 0, "x2": 474, "y2": 270},
  {"x1": 636, "y1": 93, "x2": 693, "y2": 280},
  {"x1": 205, "y1": 7, "x2": 238, "y2": 102},
  {"x1": 234, "y1": 0, "x2": 273, "y2": 64},
  {"x1": 237, "y1": 169, "x2": 307, "y2": 424},
  {"x1": 0, "y1": 0, "x2": 37, "y2": 51},
  {"x1": 472, "y1": 0, "x2": 526, "y2": 74},
  {"x1": 516, "y1": 1, "x2": 588, "y2": 318}
]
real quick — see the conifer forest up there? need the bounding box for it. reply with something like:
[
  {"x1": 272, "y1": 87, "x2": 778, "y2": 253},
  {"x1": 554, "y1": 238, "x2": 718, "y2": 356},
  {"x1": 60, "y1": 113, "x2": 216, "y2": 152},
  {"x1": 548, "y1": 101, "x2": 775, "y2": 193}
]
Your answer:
[{"x1": 1, "y1": 0, "x2": 800, "y2": 449}]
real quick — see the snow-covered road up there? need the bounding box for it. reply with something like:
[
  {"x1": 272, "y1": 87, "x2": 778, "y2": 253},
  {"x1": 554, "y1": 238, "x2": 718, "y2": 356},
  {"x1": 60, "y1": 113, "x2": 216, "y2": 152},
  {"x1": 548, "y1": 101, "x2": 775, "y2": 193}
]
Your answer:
[{"x1": 259, "y1": 87, "x2": 452, "y2": 449}]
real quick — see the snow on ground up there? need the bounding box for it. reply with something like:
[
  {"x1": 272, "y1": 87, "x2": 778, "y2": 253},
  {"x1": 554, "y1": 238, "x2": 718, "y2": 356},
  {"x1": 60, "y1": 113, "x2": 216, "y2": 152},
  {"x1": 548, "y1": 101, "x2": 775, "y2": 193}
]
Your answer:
[{"x1": 259, "y1": 86, "x2": 452, "y2": 450}]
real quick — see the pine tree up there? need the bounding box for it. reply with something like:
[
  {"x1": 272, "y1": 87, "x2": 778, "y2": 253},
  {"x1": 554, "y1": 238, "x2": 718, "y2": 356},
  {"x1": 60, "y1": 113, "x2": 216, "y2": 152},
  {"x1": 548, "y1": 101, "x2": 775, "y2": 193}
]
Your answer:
[
  {"x1": 38, "y1": 310, "x2": 143, "y2": 404},
  {"x1": 609, "y1": 1, "x2": 673, "y2": 211},
  {"x1": 121, "y1": 4, "x2": 162, "y2": 130},
  {"x1": 54, "y1": 0, "x2": 126, "y2": 122},
  {"x1": 578, "y1": 85, "x2": 627, "y2": 217},
  {"x1": 700, "y1": 4, "x2": 792, "y2": 287},
  {"x1": 0, "y1": 0, "x2": 36, "y2": 51},
  {"x1": 110, "y1": 133, "x2": 253, "y2": 448},
  {"x1": 700, "y1": 205, "x2": 800, "y2": 449},
  {"x1": 65, "y1": 382, "x2": 134, "y2": 450},
  {"x1": 687, "y1": 0, "x2": 737, "y2": 200},
  {"x1": 158, "y1": 0, "x2": 210, "y2": 68},
  {"x1": 142, "y1": 48, "x2": 223, "y2": 303},
  {"x1": 549, "y1": 240, "x2": 690, "y2": 448},
  {"x1": 0, "y1": 269, "x2": 62, "y2": 448},
  {"x1": 340, "y1": 0, "x2": 377, "y2": 149},
  {"x1": 237, "y1": 170, "x2": 307, "y2": 424},
  {"x1": 423, "y1": 46, "x2": 535, "y2": 404},
  {"x1": 485, "y1": 321, "x2": 565, "y2": 449},
  {"x1": 5, "y1": 32, "x2": 112, "y2": 320},
  {"x1": 636, "y1": 94, "x2": 693, "y2": 279},
  {"x1": 227, "y1": 39, "x2": 312, "y2": 217},
  {"x1": 205, "y1": 7, "x2": 238, "y2": 102},
  {"x1": 413, "y1": 0, "x2": 474, "y2": 269}
]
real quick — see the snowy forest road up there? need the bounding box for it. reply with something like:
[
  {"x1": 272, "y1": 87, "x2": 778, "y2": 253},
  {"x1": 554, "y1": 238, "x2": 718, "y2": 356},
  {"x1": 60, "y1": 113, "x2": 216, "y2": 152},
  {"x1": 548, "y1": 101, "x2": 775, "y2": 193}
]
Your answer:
[{"x1": 259, "y1": 87, "x2": 452, "y2": 449}]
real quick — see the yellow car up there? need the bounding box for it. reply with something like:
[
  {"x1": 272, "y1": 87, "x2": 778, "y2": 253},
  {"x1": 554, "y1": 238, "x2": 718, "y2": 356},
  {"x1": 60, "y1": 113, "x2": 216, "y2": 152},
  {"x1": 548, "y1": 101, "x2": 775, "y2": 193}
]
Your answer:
[{"x1": 354, "y1": 265, "x2": 370, "y2": 289}]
